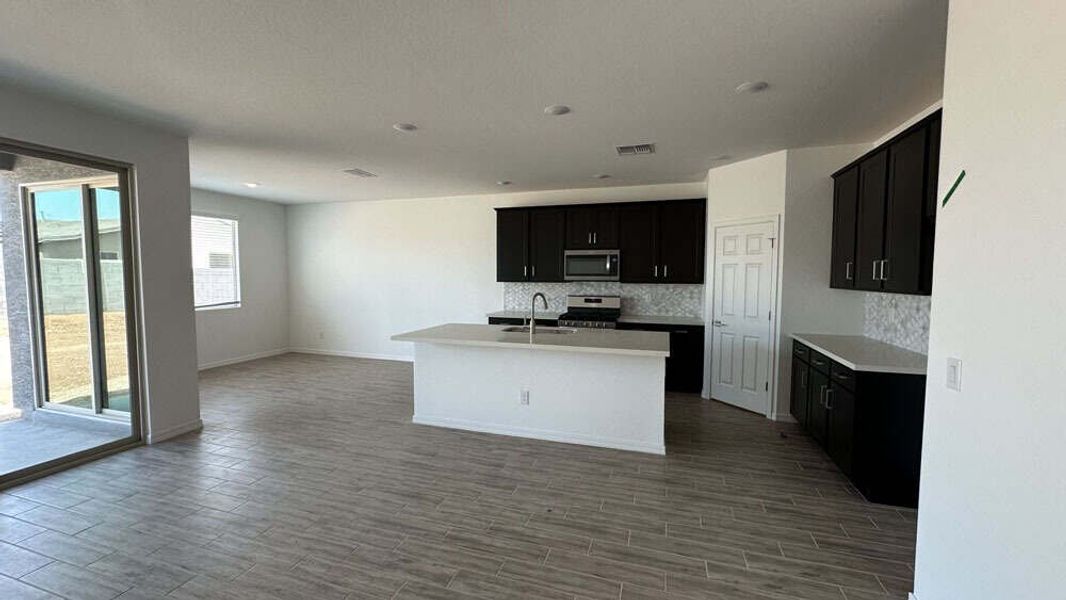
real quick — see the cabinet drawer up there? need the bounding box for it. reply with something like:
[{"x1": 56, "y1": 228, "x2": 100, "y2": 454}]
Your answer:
[
  {"x1": 792, "y1": 341, "x2": 810, "y2": 361},
  {"x1": 808, "y1": 350, "x2": 832, "y2": 374},
  {"x1": 831, "y1": 362, "x2": 856, "y2": 391}
]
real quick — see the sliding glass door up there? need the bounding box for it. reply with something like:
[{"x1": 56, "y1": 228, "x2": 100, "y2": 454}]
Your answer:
[{"x1": 25, "y1": 177, "x2": 134, "y2": 417}]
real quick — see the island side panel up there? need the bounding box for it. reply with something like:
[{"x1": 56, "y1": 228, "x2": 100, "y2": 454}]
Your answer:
[{"x1": 411, "y1": 342, "x2": 665, "y2": 454}]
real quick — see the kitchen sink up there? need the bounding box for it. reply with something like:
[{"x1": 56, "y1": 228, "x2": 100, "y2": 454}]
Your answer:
[{"x1": 501, "y1": 326, "x2": 577, "y2": 335}]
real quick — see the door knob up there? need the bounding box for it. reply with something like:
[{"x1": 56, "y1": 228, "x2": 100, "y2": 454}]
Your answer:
[{"x1": 713, "y1": 320, "x2": 727, "y2": 327}]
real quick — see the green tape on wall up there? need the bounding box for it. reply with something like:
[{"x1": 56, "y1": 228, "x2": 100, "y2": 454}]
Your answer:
[{"x1": 942, "y1": 170, "x2": 965, "y2": 207}]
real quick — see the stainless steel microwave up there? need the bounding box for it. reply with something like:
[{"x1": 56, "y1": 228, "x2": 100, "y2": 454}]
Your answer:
[{"x1": 564, "y1": 249, "x2": 620, "y2": 281}]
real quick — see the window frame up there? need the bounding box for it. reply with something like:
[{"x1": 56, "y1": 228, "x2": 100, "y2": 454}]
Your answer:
[{"x1": 191, "y1": 211, "x2": 241, "y2": 311}]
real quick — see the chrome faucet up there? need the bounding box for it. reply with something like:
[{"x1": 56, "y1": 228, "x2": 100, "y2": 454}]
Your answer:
[{"x1": 529, "y1": 292, "x2": 548, "y2": 342}]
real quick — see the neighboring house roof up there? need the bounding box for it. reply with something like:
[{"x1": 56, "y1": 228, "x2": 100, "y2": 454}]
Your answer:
[{"x1": 36, "y1": 219, "x2": 121, "y2": 243}]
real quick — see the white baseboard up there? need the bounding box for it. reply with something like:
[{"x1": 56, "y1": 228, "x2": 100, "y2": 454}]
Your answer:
[
  {"x1": 413, "y1": 414, "x2": 665, "y2": 455},
  {"x1": 289, "y1": 347, "x2": 413, "y2": 363},
  {"x1": 198, "y1": 348, "x2": 289, "y2": 371},
  {"x1": 771, "y1": 412, "x2": 797, "y2": 423},
  {"x1": 147, "y1": 418, "x2": 203, "y2": 444}
]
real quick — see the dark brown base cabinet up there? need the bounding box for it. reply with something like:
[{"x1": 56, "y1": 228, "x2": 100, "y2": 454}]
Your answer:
[
  {"x1": 616, "y1": 322, "x2": 704, "y2": 393},
  {"x1": 790, "y1": 340, "x2": 925, "y2": 508},
  {"x1": 487, "y1": 318, "x2": 704, "y2": 394}
]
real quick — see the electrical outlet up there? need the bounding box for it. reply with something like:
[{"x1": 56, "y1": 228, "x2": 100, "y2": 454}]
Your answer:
[
  {"x1": 520, "y1": 390, "x2": 530, "y2": 406},
  {"x1": 946, "y1": 357, "x2": 962, "y2": 391}
]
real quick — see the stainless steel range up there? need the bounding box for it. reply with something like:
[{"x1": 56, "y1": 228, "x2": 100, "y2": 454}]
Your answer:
[{"x1": 558, "y1": 295, "x2": 621, "y2": 329}]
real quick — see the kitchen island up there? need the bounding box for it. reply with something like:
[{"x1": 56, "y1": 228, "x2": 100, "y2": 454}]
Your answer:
[{"x1": 392, "y1": 323, "x2": 670, "y2": 454}]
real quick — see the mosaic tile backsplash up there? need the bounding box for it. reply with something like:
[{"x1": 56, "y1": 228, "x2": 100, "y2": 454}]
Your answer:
[
  {"x1": 503, "y1": 283, "x2": 705, "y2": 317},
  {"x1": 864, "y1": 292, "x2": 931, "y2": 354}
]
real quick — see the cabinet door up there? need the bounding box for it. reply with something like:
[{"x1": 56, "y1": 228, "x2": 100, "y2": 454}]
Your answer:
[
  {"x1": 666, "y1": 326, "x2": 704, "y2": 393},
  {"x1": 593, "y1": 206, "x2": 619, "y2": 248},
  {"x1": 565, "y1": 207, "x2": 596, "y2": 249},
  {"x1": 657, "y1": 199, "x2": 706, "y2": 283},
  {"x1": 807, "y1": 368, "x2": 829, "y2": 445},
  {"x1": 854, "y1": 150, "x2": 888, "y2": 291},
  {"x1": 529, "y1": 208, "x2": 566, "y2": 282},
  {"x1": 830, "y1": 166, "x2": 860, "y2": 289},
  {"x1": 790, "y1": 356, "x2": 809, "y2": 427},
  {"x1": 496, "y1": 209, "x2": 528, "y2": 282},
  {"x1": 618, "y1": 204, "x2": 658, "y2": 283},
  {"x1": 882, "y1": 125, "x2": 929, "y2": 294},
  {"x1": 827, "y1": 382, "x2": 856, "y2": 476}
]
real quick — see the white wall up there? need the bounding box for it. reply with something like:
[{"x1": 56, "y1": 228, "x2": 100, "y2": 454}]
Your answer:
[
  {"x1": 913, "y1": 2, "x2": 1066, "y2": 598},
  {"x1": 0, "y1": 87, "x2": 199, "y2": 443},
  {"x1": 192, "y1": 189, "x2": 288, "y2": 369},
  {"x1": 773, "y1": 145, "x2": 870, "y2": 417},
  {"x1": 287, "y1": 182, "x2": 704, "y2": 360}
]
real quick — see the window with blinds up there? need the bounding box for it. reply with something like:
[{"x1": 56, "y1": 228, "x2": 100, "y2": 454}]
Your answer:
[{"x1": 191, "y1": 215, "x2": 240, "y2": 309}]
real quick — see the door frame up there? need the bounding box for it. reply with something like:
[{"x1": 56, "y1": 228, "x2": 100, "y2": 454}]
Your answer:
[
  {"x1": 0, "y1": 135, "x2": 145, "y2": 489},
  {"x1": 704, "y1": 214, "x2": 781, "y2": 419}
]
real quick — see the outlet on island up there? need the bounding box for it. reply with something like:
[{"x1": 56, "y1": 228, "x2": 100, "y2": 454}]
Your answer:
[{"x1": 520, "y1": 390, "x2": 530, "y2": 406}]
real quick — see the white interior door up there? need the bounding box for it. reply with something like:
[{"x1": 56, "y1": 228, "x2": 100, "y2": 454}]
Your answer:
[{"x1": 710, "y1": 219, "x2": 777, "y2": 415}]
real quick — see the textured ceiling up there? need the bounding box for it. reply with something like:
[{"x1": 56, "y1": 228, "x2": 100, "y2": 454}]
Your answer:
[{"x1": 0, "y1": 1, "x2": 947, "y2": 204}]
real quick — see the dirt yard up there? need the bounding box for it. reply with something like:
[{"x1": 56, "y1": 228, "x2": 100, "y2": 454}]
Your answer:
[{"x1": 0, "y1": 312, "x2": 128, "y2": 410}]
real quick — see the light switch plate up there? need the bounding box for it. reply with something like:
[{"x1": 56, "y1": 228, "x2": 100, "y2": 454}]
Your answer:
[{"x1": 946, "y1": 357, "x2": 962, "y2": 391}]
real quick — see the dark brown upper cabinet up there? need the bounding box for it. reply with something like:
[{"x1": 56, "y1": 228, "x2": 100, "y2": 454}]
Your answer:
[
  {"x1": 656, "y1": 199, "x2": 706, "y2": 283},
  {"x1": 617, "y1": 199, "x2": 706, "y2": 284},
  {"x1": 496, "y1": 208, "x2": 528, "y2": 282},
  {"x1": 497, "y1": 198, "x2": 705, "y2": 284},
  {"x1": 528, "y1": 208, "x2": 566, "y2": 282},
  {"x1": 829, "y1": 166, "x2": 860, "y2": 288},
  {"x1": 495, "y1": 207, "x2": 566, "y2": 282},
  {"x1": 830, "y1": 110, "x2": 941, "y2": 295},
  {"x1": 617, "y1": 203, "x2": 658, "y2": 283},
  {"x1": 854, "y1": 149, "x2": 889, "y2": 291},
  {"x1": 565, "y1": 205, "x2": 618, "y2": 249}
]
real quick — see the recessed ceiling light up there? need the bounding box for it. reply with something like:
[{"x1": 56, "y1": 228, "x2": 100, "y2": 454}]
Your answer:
[
  {"x1": 392, "y1": 122, "x2": 418, "y2": 133},
  {"x1": 595, "y1": 174, "x2": 611, "y2": 179},
  {"x1": 496, "y1": 180, "x2": 512, "y2": 186},
  {"x1": 243, "y1": 182, "x2": 260, "y2": 188},
  {"x1": 543, "y1": 104, "x2": 571, "y2": 116},
  {"x1": 735, "y1": 81, "x2": 769, "y2": 94}
]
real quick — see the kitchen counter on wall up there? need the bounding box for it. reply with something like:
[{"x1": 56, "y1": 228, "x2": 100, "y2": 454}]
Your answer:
[
  {"x1": 394, "y1": 323, "x2": 669, "y2": 357},
  {"x1": 486, "y1": 310, "x2": 703, "y2": 326},
  {"x1": 791, "y1": 333, "x2": 928, "y2": 375}
]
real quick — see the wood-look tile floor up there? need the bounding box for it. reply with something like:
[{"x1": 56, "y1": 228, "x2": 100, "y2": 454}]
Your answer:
[{"x1": 0, "y1": 353, "x2": 917, "y2": 600}]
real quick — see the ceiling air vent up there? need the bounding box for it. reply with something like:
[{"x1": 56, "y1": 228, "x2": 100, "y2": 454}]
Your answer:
[
  {"x1": 615, "y1": 143, "x2": 656, "y2": 156},
  {"x1": 343, "y1": 167, "x2": 378, "y2": 178}
]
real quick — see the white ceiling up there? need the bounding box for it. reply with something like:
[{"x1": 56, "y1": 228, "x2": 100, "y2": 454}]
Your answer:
[{"x1": 0, "y1": 1, "x2": 946, "y2": 204}]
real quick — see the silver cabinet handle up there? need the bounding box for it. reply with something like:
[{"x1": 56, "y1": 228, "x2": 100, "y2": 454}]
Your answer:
[
  {"x1": 825, "y1": 387, "x2": 834, "y2": 410},
  {"x1": 880, "y1": 259, "x2": 889, "y2": 281},
  {"x1": 531, "y1": 265, "x2": 536, "y2": 278},
  {"x1": 654, "y1": 265, "x2": 659, "y2": 278},
  {"x1": 872, "y1": 261, "x2": 880, "y2": 280},
  {"x1": 523, "y1": 265, "x2": 527, "y2": 277},
  {"x1": 845, "y1": 261, "x2": 853, "y2": 280},
  {"x1": 606, "y1": 255, "x2": 611, "y2": 270},
  {"x1": 588, "y1": 232, "x2": 592, "y2": 245},
  {"x1": 819, "y1": 384, "x2": 827, "y2": 406},
  {"x1": 593, "y1": 232, "x2": 597, "y2": 245},
  {"x1": 663, "y1": 265, "x2": 668, "y2": 278}
]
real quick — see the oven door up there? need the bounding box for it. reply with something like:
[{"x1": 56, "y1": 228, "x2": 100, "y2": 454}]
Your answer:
[{"x1": 564, "y1": 250, "x2": 620, "y2": 281}]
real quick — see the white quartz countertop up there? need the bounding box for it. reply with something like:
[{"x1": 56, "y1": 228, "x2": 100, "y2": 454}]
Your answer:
[
  {"x1": 486, "y1": 310, "x2": 703, "y2": 326},
  {"x1": 791, "y1": 334, "x2": 928, "y2": 375},
  {"x1": 393, "y1": 323, "x2": 670, "y2": 357}
]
